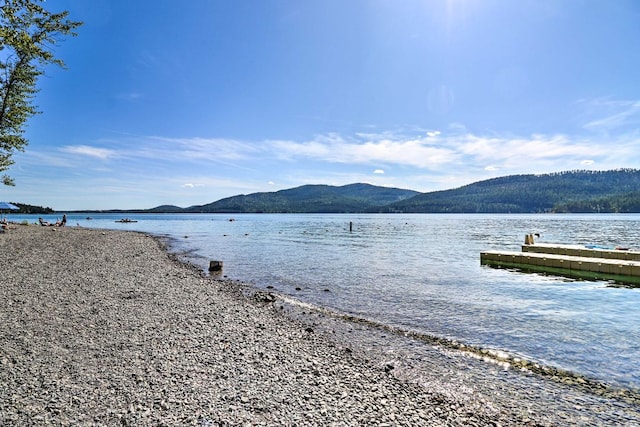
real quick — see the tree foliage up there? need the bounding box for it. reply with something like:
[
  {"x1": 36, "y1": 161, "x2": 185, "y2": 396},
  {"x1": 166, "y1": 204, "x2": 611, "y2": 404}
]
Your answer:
[
  {"x1": 0, "y1": 0, "x2": 81, "y2": 185},
  {"x1": 11, "y1": 200, "x2": 52, "y2": 213},
  {"x1": 385, "y1": 169, "x2": 640, "y2": 213},
  {"x1": 184, "y1": 184, "x2": 419, "y2": 213}
]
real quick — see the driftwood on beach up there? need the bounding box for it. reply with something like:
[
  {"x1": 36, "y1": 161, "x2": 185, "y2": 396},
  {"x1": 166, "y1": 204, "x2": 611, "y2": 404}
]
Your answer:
[{"x1": 1, "y1": 226, "x2": 638, "y2": 425}]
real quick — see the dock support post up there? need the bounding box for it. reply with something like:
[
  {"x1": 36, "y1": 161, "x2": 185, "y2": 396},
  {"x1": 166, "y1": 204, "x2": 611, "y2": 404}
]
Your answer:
[{"x1": 209, "y1": 260, "x2": 223, "y2": 272}]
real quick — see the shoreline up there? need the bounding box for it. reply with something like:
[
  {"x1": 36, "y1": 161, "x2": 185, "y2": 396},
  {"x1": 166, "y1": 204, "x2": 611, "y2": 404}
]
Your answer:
[
  {"x1": 274, "y1": 293, "x2": 640, "y2": 402},
  {"x1": 1, "y1": 226, "x2": 638, "y2": 425},
  {"x1": 166, "y1": 231, "x2": 640, "y2": 400}
]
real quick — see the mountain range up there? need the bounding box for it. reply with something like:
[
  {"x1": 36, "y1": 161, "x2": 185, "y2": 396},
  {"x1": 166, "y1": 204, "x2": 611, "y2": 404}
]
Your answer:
[
  {"x1": 147, "y1": 183, "x2": 419, "y2": 214},
  {"x1": 139, "y1": 169, "x2": 640, "y2": 214}
]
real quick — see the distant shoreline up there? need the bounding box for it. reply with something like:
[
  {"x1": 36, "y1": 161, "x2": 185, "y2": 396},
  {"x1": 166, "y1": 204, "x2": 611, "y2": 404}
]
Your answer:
[{"x1": 18, "y1": 169, "x2": 640, "y2": 214}]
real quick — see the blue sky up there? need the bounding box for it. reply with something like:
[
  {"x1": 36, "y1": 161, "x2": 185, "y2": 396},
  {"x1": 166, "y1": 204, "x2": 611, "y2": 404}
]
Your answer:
[{"x1": 3, "y1": 0, "x2": 640, "y2": 210}]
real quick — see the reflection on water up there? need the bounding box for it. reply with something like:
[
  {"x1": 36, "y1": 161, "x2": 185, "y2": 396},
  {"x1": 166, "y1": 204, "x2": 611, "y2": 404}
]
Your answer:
[{"x1": 15, "y1": 212, "x2": 640, "y2": 389}]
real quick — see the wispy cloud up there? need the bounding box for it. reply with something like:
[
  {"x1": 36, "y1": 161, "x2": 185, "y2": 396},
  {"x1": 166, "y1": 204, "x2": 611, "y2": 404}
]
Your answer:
[
  {"x1": 267, "y1": 131, "x2": 617, "y2": 174},
  {"x1": 582, "y1": 99, "x2": 640, "y2": 132},
  {"x1": 143, "y1": 136, "x2": 262, "y2": 168},
  {"x1": 59, "y1": 136, "x2": 261, "y2": 168},
  {"x1": 60, "y1": 145, "x2": 118, "y2": 160},
  {"x1": 270, "y1": 134, "x2": 458, "y2": 168},
  {"x1": 454, "y1": 133, "x2": 604, "y2": 163},
  {"x1": 53, "y1": 128, "x2": 635, "y2": 179}
]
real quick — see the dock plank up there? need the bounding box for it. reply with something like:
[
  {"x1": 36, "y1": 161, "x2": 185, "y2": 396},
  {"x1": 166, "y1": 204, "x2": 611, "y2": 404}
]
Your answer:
[
  {"x1": 522, "y1": 243, "x2": 640, "y2": 261},
  {"x1": 480, "y1": 249, "x2": 640, "y2": 286}
]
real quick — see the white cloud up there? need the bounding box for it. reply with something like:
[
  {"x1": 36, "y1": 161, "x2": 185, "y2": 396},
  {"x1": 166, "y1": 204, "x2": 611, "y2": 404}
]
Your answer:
[
  {"x1": 426, "y1": 130, "x2": 441, "y2": 137},
  {"x1": 452, "y1": 133, "x2": 610, "y2": 171},
  {"x1": 270, "y1": 134, "x2": 458, "y2": 168},
  {"x1": 60, "y1": 145, "x2": 117, "y2": 159},
  {"x1": 56, "y1": 128, "x2": 635, "y2": 180},
  {"x1": 265, "y1": 130, "x2": 623, "y2": 176}
]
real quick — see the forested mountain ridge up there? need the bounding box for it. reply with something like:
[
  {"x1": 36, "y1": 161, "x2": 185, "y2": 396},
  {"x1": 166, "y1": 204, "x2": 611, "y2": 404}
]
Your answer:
[
  {"x1": 382, "y1": 169, "x2": 640, "y2": 213},
  {"x1": 184, "y1": 183, "x2": 420, "y2": 213},
  {"x1": 77, "y1": 169, "x2": 640, "y2": 214}
]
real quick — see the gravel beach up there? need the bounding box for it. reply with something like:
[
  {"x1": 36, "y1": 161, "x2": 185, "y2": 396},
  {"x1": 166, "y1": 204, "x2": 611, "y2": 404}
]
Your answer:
[{"x1": 1, "y1": 226, "x2": 639, "y2": 426}]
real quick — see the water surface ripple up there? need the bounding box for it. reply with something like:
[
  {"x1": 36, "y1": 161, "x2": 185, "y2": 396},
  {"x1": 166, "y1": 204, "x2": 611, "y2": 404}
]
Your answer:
[{"x1": 24, "y1": 212, "x2": 640, "y2": 391}]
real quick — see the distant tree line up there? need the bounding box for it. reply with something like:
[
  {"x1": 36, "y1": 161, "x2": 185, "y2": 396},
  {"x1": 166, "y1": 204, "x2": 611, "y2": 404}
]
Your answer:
[
  {"x1": 25, "y1": 169, "x2": 640, "y2": 214},
  {"x1": 12, "y1": 202, "x2": 53, "y2": 214}
]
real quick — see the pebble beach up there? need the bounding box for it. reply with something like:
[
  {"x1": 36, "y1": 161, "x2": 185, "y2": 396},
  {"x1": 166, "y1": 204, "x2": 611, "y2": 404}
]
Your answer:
[{"x1": 1, "y1": 226, "x2": 639, "y2": 426}]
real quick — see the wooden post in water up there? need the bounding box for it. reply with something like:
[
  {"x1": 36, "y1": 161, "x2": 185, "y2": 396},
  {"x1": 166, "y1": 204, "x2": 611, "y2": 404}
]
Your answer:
[
  {"x1": 209, "y1": 260, "x2": 223, "y2": 272},
  {"x1": 349, "y1": 221, "x2": 353, "y2": 233}
]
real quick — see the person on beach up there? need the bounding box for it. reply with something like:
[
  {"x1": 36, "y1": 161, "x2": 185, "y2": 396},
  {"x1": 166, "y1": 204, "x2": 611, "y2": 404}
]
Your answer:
[
  {"x1": 55, "y1": 214, "x2": 67, "y2": 227},
  {"x1": 39, "y1": 215, "x2": 66, "y2": 227}
]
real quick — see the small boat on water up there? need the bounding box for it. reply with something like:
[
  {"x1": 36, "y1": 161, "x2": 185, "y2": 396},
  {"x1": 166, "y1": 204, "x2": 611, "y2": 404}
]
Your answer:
[{"x1": 115, "y1": 218, "x2": 138, "y2": 223}]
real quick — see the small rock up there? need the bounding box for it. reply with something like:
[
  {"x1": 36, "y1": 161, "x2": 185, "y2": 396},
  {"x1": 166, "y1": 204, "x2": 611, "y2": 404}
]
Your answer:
[{"x1": 253, "y1": 291, "x2": 276, "y2": 303}]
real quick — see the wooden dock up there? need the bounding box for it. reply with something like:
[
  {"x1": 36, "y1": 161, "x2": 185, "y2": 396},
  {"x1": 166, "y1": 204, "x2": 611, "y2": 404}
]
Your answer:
[{"x1": 481, "y1": 241, "x2": 640, "y2": 286}]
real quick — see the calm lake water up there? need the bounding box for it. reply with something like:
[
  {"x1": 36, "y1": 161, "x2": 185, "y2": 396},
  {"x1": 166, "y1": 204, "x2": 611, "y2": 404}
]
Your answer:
[{"x1": 12, "y1": 212, "x2": 640, "y2": 391}]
